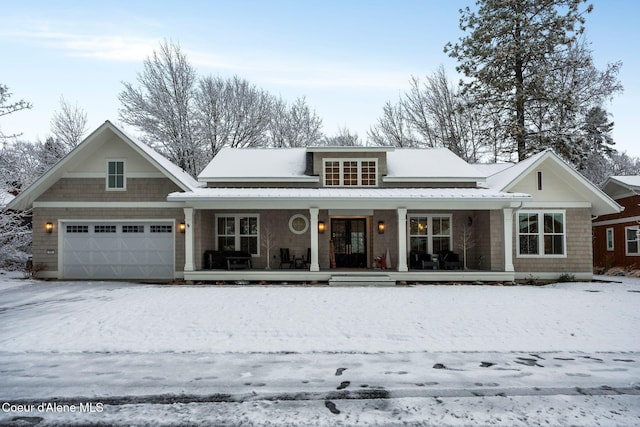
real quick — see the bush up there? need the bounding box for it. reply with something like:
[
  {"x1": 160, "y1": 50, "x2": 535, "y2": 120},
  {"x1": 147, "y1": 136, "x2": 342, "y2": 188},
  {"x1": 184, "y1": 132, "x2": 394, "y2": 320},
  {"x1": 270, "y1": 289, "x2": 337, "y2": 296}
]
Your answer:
[{"x1": 557, "y1": 273, "x2": 575, "y2": 283}]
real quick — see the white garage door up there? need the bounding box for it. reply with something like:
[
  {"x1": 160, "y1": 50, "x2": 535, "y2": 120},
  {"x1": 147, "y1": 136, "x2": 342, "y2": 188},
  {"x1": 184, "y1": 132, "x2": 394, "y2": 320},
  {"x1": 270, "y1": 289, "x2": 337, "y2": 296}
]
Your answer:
[{"x1": 62, "y1": 221, "x2": 174, "y2": 280}]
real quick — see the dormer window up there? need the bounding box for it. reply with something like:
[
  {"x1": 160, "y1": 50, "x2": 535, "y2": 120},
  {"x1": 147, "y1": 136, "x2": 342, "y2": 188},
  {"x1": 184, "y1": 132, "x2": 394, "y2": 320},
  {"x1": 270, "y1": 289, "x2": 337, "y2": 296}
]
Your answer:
[
  {"x1": 324, "y1": 159, "x2": 377, "y2": 187},
  {"x1": 107, "y1": 160, "x2": 125, "y2": 190}
]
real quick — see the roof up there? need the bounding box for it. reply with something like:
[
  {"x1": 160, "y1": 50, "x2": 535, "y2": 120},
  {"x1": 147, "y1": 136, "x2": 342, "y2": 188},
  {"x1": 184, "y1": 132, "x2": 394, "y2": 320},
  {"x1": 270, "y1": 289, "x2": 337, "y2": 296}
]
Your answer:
[
  {"x1": 199, "y1": 146, "x2": 485, "y2": 183},
  {"x1": 169, "y1": 187, "x2": 531, "y2": 209},
  {"x1": 198, "y1": 148, "x2": 315, "y2": 182},
  {"x1": 7, "y1": 121, "x2": 201, "y2": 211},
  {"x1": 486, "y1": 149, "x2": 621, "y2": 216},
  {"x1": 601, "y1": 175, "x2": 640, "y2": 199},
  {"x1": 472, "y1": 162, "x2": 514, "y2": 177},
  {"x1": 385, "y1": 149, "x2": 484, "y2": 182}
]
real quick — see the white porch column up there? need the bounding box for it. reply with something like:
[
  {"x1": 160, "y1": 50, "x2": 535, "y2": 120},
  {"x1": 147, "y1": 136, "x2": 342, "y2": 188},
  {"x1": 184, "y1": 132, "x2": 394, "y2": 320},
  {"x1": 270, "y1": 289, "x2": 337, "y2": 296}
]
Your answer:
[
  {"x1": 397, "y1": 208, "x2": 408, "y2": 272},
  {"x1": 503, "y1": 208, "x2": 514, "y2": 272},
  {"x1": 183, "y1": 207, "x2": 195, "y2": 272},
  {"x1": 309, "y1": 208, "x2": 320, "y2": 271}
]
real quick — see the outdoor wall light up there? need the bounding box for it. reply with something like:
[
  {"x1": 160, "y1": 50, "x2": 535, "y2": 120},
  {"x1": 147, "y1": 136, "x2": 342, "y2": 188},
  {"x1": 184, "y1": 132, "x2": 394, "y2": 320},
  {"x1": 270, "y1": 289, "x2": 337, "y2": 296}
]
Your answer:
[
  {"x1": 318, "y1": 221, "x2": 326, "y2": 233},
  {"x1": 378, "y1": 221, "x2": 385, "y2": 234},
  {"x1": 45, "y1": 222, "x2": 54, "y2": 233},
  {"x1": 179, "y1": 222, "x2": 186, "y2": 233}
]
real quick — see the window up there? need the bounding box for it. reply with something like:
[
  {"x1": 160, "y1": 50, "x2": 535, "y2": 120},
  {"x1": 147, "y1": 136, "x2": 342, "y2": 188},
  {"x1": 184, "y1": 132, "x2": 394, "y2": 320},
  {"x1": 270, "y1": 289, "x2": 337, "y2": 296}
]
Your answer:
[
  {"x1": 216, "y1": 214, "x2": 259, "y2": 255},
  {"x1": 66, "y1": 225, "x2": 88, "y2": 233},
  {"x1": 107, "y1": 160, "x2": 125, "y2": 190},
  {"x1": 606, "y1": 228, "x2": 614, "y2": 251},
  {"x1": 122, "y1": 225, "x2": 144, "y2": 233},
  {"x1": 323, "y1": 159, "x2": 377, "y2": 187},
  {"x1": 518, "y1": 211, "x2": 565, "y2": 256},
  {"x1": 150, "y1": 225, "x2": 173, "y2": 233},
  {"x1": 408, "y1": 215, "x2": 451, "y2": 254},
  {"x1": 95, "y1": 225, "x2": 116, "y2": 233},
  {"x1": 625, "y1": 226, "x2": 640, "y2": 256}
]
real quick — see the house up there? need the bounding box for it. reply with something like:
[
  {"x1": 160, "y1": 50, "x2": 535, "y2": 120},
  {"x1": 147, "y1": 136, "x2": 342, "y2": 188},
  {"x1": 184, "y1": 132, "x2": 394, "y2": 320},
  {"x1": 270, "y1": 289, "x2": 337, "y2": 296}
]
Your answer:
[
  {"x1": 593, "y1": 176, "x2": 640, "y2": 269},
  {"x1": 8, "y1": 121, "x2": 621, "y2": 284}
]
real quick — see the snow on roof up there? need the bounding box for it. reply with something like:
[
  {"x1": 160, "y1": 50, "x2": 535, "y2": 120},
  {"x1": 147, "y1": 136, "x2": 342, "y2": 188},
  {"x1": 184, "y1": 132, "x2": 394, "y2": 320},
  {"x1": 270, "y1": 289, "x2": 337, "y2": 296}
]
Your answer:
[
  {"x1": 486, "y1": 150, "x2": 549, "y2": 190},
  {"x1": 607, "y1": 175, "x2": 640, "y2": 189},
  {"x1": 198, "y1": 148, "x2": 312, "y2": 182},
  {"x1": 385, "y1": 149, "x2": 483, "y2": 181},
  {"x1": 472, "y1": 162, "x2": 515, "y2": 177}
]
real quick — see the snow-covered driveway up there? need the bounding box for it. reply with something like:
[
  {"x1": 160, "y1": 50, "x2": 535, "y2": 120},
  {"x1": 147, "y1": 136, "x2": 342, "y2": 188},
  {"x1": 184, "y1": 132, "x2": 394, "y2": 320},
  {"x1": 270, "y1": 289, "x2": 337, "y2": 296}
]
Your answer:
[{"x1": 1, "y1": 273, "x2": 639, "y2": 425}]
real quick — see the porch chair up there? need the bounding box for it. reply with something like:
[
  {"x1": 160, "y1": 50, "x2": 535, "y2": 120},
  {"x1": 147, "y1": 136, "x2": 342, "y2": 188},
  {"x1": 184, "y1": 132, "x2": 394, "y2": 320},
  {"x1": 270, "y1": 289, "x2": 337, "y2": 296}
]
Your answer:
[
  {"x1": 302, "y1": 248, "x2": 312, "y2": 269},
  {"x1": 279, "y1": 248, "x2": 295, "y2": 269}
]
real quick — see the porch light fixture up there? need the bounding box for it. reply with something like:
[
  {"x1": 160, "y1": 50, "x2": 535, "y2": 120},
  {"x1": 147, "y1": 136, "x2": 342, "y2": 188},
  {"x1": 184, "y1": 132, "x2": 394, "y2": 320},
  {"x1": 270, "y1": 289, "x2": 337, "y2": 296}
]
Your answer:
[
  {"x1": 378, "y1": 221, "x2": 385, "y2": 234},
  {"x1": 45, "y1": 222, "x2": 54, "y2": 233},
  {"x1": 318, "y1": 221, "x2": 326, "y2": 233},
  {"x1": 179, "y1": 222, "x2": 186, "y2": 233}
]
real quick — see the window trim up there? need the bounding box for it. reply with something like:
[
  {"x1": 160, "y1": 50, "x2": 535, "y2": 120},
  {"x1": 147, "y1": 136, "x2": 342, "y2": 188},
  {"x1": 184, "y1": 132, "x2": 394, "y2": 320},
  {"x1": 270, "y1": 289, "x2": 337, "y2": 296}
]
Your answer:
[
  {"x1": 625, "y1": 225, "x2": 640, "y2": 256},
  {"x1": 606, "y1": 227, "x2": 614, "y2": 251},
  {"x1": 517, "y1": 210, "x2": 567, "y2": 258},
  {"x1": 323, "y1": 158, "x2": 378, "y2": 187},
  {"x1": 407, "y1": 214, "x2": 453, "y2": 254},
  {"x1": 215, "y1": 213, "x2": 260, "y2": 256},
  {"x1": 106, "y1": 159, "x2": 126, "y2": 191}
]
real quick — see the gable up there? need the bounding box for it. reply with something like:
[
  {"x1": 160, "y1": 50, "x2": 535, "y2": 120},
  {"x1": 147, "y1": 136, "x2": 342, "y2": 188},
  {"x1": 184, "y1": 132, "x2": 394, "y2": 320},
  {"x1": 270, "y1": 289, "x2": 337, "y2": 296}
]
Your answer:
[
  {"x1": 7, "y1": 121, "x2": 199, "y2": 210},
  {"x1": 66, "y1": 134, "x2": 166, "y2": 178},
  {"x1": 494, "y1": 151, "x2": 621, "y2": 216}
]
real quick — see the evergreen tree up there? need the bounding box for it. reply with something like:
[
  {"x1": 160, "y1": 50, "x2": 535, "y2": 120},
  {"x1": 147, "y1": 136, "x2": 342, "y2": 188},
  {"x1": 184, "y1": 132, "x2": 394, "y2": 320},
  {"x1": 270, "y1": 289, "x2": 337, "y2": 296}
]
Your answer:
[{"x1": 444, "y1": 0, "x2": 615, "y2": 161}]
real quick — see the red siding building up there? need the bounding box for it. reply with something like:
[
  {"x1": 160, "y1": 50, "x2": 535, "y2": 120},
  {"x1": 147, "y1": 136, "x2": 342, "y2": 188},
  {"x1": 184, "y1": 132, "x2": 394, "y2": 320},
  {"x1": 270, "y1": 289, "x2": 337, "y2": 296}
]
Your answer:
[{"x1": 593, "y1": 176, "x2": 640, "y2": 269}]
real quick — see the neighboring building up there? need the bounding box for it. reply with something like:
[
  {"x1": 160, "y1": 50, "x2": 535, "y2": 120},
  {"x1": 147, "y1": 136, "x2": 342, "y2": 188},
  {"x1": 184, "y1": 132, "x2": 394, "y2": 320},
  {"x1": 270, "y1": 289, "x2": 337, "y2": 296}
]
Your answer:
[
  {"x1": 593, "y1": 176, "x2": 640, "y2": 269},
  {"x1": 8, "y1": 121, "x2": 621, "y2": 283}
]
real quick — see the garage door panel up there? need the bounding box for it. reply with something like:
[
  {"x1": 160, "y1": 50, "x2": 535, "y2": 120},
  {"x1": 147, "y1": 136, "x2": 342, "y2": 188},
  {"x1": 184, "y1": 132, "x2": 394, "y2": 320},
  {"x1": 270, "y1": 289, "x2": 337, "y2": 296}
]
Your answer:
[{"x1": 62, "y1": 221, "x2": 174, "y2": 280}]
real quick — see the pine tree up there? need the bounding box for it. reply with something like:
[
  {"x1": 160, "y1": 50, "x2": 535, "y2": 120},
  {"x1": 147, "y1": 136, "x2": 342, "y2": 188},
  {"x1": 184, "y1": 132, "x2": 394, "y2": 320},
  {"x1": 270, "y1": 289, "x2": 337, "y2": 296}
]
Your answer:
[{"x1": 444, "y1": 0, "x2": 608, "y2": 161}]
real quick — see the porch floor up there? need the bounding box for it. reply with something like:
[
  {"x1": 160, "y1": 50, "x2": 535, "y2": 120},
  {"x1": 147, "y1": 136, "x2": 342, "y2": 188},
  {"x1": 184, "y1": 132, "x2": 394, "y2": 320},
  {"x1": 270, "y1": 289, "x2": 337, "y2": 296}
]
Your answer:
[{"x1": 183, "y1": 268, "x2": 516, "y2": 284}]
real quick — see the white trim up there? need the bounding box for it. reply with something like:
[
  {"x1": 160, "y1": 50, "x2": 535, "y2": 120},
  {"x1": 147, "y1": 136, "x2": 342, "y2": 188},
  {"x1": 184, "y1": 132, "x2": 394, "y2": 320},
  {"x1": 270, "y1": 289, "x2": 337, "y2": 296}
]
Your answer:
[
  {"x1": 406, "y1": 214, "x2": 453, "y2": 255},
  {"x1": 215, "y1": 213, "x2": 261, "y2": 256},
  {"x1": 625, "y1": 225, "x2": 640, "y2": 256},
  {"x1": 522, "y1": 201, "x2": 591, "y2": 208},
  {"x1": 106, "y1": 159, "x2": 126, "y2": 191},
  {"x1": 593, "y1": 215, "x2": 640, "y2": 227},
  {"x1": 323, "y1": 158, "x2": 378, "y2": 187},
  {"x1": 606, "y1": 227, "x2": 614, "y2": 251},
  {"x1": 288, "y1": 214, "x2": 309, "y2": 235},
  {"x1": 329, "y1": 209, "x2": 374, "y2": 216},
  {"x1": 184, "y1": 208, "x2": 195, "y2": 272},
  {"x1": 309, "y1": 208, "x2": 320, "y2": 272},
  {"x1": 516, "y1": 210, "x2": 567, "y2": 258},
  {"x1": 34, "y1": 201, "x2": 181, "y2": 208},
  {"x1": 397, "y1": 208, "x2": 408, "y2": 272}
]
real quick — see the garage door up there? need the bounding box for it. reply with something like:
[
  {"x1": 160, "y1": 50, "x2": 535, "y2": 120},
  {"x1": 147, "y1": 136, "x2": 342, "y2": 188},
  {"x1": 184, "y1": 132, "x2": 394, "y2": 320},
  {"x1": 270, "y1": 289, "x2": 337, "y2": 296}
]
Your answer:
[{"x1": 62, "y1": 221, "x2": 174, "y2": 280}]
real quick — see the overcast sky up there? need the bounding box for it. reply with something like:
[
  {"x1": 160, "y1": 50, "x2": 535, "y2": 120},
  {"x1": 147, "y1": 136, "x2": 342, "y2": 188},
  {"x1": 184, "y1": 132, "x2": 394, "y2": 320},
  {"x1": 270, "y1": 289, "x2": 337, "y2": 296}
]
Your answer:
[{"x1": 2, "y1": 0, "x2": 638, "y2": 157}]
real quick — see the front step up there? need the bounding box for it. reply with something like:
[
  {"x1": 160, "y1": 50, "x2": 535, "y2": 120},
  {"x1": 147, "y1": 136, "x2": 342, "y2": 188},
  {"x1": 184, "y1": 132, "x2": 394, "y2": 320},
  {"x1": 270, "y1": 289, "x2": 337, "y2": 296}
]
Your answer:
[{"x1": 328, "y1": 274, "x2": 395, "y2": 286}]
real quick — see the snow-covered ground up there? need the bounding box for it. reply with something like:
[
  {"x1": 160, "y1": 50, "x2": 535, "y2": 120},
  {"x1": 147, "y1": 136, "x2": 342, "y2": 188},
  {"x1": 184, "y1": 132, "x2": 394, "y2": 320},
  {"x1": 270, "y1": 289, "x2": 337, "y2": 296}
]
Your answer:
[{"x1": 0, "y1": 271, "x2": 639, "y2": 426}]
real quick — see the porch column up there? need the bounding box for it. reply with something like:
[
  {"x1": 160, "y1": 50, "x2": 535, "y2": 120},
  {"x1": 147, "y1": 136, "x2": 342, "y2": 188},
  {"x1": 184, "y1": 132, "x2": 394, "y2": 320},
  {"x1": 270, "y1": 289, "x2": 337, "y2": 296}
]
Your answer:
[
  {"x1": 397, "y1": 208, "x2": 408, "y2": 272},
  {"x1": 183, "y1": 207, "x2": 195, "y2": 272},
  {"x1": 503, "y1": 208, "x2": 514, "y2": 272},
  {"x1": 309, "y1": 208, "x2": 320, "y2": 271}
]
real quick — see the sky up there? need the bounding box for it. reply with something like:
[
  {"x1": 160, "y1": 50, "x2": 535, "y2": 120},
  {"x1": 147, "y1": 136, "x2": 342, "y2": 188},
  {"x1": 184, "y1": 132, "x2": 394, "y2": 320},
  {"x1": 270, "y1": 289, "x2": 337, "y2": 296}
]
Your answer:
[{"x1": 1, "y1": 0, "x2": 639, "y2": 157}]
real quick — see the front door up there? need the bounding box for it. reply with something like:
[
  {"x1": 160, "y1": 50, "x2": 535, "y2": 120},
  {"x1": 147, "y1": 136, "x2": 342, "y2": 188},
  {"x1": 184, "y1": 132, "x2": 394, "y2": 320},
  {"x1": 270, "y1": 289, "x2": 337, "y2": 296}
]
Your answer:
[{"x1": 331, "y1": 219, "x2": 367, "y2": 268}]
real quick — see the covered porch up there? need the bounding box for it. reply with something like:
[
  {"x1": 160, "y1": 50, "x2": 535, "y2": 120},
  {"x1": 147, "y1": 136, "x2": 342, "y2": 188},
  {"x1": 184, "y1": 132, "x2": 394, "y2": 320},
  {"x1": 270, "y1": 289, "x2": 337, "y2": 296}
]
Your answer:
[{"x1": 168, "y1": 186, "x2": 530, "y2": 284}]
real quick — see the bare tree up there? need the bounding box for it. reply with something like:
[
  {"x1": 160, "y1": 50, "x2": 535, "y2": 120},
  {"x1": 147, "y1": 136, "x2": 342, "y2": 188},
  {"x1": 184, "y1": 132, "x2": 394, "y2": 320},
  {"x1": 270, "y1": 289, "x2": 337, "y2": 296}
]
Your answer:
[
  {"x1": 0, "y1": 84, "x2": 32, "y2": 144},
  {"x1": 368, "y1": 67, "x2": 488, "y2": 161},
  {"x1": 50, "y1": 96, "x2": 88, "y2": 151},
  {"x1": 323, "y1": 127, "x2": 361, "y2": 147},
  {"x1": 119, "y1": 39, "x2": 203, "y2": 176},
  {"x1": 269, "y1": 97, "x2": 323, "y2": 148},
  {"x1": 195, "y1": 75, "x2": 273, "y2": 156},
  {"x1": 368, "y1": 99, "x2": 419, "y2": 147}
]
